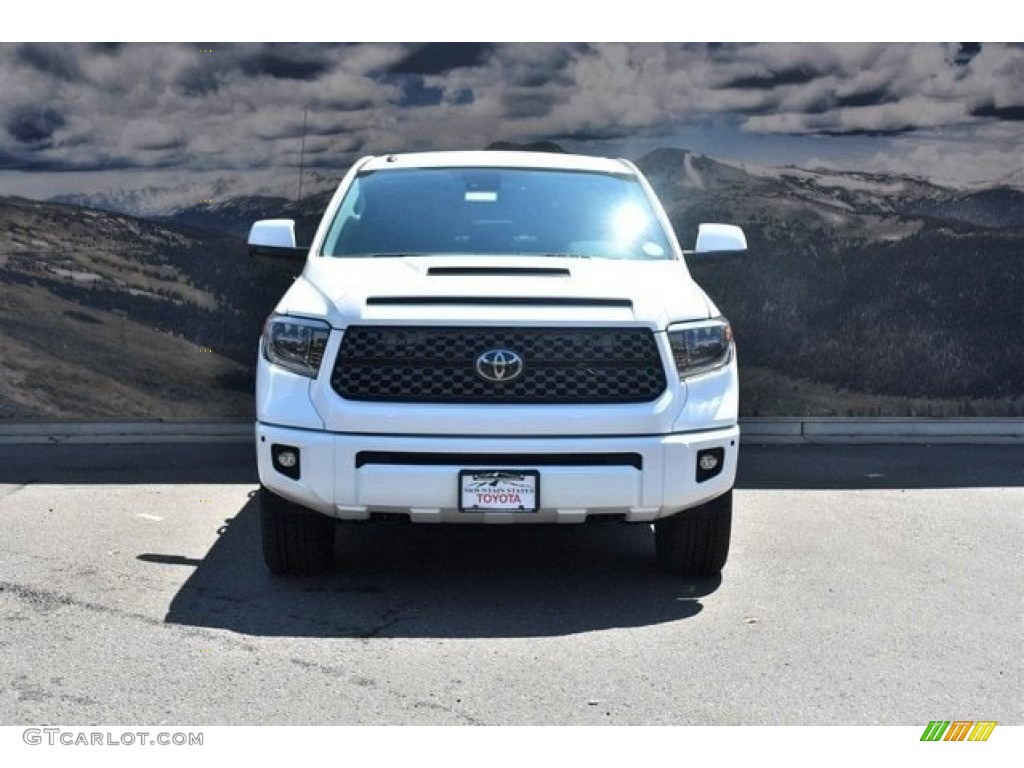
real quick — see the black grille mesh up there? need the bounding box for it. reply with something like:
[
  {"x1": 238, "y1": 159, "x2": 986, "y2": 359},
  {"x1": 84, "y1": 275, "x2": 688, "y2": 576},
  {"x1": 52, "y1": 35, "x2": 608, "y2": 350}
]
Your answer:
[{"x1": 332, "y1": 326, "x2": 666, "y2": 403}]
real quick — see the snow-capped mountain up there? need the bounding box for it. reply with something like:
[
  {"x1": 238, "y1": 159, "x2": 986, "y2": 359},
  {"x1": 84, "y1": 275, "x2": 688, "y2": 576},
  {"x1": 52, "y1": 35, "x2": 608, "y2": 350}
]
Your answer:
[
  {"x1": 636, "y1": 148, "x2": 1023, "y2": 234},
  {"x1": 50, "y1": 170, "x2": 339, "y2": 222},
  {"x1": 49, "y1": 151, "x2": 1022, "y2": 239}
]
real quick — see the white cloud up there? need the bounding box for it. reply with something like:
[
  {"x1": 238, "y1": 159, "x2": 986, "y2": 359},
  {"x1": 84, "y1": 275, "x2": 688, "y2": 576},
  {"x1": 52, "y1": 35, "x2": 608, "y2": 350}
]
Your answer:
[{"x1": 0, "y1": 42, "x2": 1020, "y2": 188}]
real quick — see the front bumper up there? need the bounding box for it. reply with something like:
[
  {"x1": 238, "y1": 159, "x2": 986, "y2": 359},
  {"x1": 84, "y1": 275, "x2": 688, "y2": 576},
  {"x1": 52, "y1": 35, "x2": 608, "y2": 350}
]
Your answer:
[{"x1": 256, "y1": 423, "x2": 738, "y2": 523}]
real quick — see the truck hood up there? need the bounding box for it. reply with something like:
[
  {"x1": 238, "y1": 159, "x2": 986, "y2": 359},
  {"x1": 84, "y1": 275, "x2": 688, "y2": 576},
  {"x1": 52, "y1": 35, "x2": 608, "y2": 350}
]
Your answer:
[{"x1": 277, "y1": 255, "x2": 717, "y2": 329}]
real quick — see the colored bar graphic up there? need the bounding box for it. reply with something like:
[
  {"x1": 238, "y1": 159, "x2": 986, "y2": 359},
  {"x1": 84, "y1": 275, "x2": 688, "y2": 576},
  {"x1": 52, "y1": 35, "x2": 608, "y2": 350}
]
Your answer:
[
  {"x1": 920, "y1": 720, "x2": 997, "y2": 742},
  {"x1": 968, "y1": 721, "x2": 997, "y2": 741},
  {"x1": 921, "y1": 721, "x2": 950, "y2": 741},
  {"x1": 944, "y1": 721, "x2": 973, "y2": 741}
]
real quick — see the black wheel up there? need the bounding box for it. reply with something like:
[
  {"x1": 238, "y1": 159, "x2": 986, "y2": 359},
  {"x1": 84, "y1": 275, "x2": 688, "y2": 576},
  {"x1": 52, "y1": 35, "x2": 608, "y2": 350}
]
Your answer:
[
  {"x1": 654, "y1": 490, "x2": 732, "y2": 577},
  {"x1": 260, "y1": 486, "x2": 335, "y2": 575}
]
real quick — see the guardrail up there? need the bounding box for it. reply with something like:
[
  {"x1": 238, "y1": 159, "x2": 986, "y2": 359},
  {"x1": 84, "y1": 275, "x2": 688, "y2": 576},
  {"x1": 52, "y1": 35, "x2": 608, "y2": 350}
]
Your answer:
[{"x1": 0, "y1": 418, "x2": 1021, "y2": 444}]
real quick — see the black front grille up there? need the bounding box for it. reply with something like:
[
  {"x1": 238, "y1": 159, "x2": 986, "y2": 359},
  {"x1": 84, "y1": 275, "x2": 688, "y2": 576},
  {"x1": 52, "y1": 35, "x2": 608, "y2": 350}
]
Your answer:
[{"x1": 332, "y1": 326, "x2": 666, "y2": 403}]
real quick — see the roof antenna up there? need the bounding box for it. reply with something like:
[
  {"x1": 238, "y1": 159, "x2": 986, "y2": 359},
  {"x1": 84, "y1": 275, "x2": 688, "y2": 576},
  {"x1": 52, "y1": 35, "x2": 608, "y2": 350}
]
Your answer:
[{"x1": 297, "y1": 105, "x2": 308, "y2": 206}]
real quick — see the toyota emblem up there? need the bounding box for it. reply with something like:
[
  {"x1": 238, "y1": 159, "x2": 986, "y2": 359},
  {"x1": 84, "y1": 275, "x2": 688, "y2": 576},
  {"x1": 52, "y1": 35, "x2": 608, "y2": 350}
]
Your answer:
[{"x1": 475, "y1": 349, "x2": 524, "y2": 383}]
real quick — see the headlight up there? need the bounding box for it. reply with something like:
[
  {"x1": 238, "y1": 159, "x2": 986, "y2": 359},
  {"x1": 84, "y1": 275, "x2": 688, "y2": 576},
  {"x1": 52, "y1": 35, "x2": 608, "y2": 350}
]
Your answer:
[
  {"x1": 262, "y1": 313, "x2": 331, "y2": 377},
  {"x1": 667, "y1": 318, "x2": 733, "y2": 379}
]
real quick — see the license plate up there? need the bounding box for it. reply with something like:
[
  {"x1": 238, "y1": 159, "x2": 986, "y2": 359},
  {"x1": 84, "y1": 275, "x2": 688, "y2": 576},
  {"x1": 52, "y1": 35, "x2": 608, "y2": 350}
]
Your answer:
[{"x1": 459, "y1": 470, "x2": 539, "y2": 513}]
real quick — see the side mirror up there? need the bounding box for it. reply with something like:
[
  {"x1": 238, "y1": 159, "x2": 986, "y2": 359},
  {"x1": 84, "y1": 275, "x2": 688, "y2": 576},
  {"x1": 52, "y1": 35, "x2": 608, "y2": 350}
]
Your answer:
[
  {"x1": 692, "y1": 223, "x2": 747, "y2": 259},
  {"x1": 248, "y1": 219, "x2": 307, "y2": 263}
]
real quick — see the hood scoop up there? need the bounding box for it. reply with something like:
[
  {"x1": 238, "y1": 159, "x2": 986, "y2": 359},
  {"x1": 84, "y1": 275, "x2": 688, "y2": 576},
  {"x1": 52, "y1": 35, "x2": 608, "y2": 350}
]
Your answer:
[
  {"x1": 366, "y1": 296, "x2": 632, "y2": 308},
  {"x1": 426, "y1": 266, "x2": 571, "y2": 277}
]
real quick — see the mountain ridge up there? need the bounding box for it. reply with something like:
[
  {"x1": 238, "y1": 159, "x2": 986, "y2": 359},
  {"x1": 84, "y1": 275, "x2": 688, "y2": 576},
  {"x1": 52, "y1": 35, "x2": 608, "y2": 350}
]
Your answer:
[
  {"x1": 0, "y1": 195, "x2": 291, "y2": 418},
  {"x1": 4, "y1": 147, "x2": 1021, "y2": 417}
]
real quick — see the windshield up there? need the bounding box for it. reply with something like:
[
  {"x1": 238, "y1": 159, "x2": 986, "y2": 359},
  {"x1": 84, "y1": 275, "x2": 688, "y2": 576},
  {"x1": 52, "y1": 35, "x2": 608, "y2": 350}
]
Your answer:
[{"x1": 320, "y1": 166, "x2": 675, "y2": 260}]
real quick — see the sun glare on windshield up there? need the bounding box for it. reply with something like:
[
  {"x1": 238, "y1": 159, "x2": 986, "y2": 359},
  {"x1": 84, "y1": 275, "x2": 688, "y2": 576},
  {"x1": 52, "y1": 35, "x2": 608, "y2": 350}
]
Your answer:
[{"x1": 321, "y1": 167, "x2": 675, "y2": 260}]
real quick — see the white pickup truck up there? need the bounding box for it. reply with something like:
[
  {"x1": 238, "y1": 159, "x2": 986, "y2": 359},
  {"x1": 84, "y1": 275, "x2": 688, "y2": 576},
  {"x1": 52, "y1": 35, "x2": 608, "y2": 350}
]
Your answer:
[{"x1": 248, "y1": 150, "x2": 747, "y2": 577}]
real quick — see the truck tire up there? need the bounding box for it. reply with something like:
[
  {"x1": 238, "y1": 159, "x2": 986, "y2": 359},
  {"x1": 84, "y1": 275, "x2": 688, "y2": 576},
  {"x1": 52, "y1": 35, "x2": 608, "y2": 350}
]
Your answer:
[
  {"x1": 654, "y1": 490, "x2": 732, "y2": 577},
  {"x1": 260, "y1": 486, "x2": 335, "y2": 575}
]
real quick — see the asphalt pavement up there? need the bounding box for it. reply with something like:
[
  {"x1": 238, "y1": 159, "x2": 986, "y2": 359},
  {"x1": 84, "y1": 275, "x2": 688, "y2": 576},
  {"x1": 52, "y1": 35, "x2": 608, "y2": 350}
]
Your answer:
[{"x1": 1, "y1": 442, "x2": 1021, "y2": 724}]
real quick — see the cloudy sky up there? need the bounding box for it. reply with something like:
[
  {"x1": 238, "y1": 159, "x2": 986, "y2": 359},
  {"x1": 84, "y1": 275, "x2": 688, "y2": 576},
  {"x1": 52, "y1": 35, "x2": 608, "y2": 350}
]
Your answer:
[{"x1": 1, "y1": 42, "x2": 1022, "y2": 199}]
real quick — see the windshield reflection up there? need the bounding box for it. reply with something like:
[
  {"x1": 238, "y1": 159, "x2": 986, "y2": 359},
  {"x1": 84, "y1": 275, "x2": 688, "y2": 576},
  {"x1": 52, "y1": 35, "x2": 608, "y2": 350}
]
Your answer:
[{"x1": 321, "y1": 167, "x2": 675, "y2": 260}]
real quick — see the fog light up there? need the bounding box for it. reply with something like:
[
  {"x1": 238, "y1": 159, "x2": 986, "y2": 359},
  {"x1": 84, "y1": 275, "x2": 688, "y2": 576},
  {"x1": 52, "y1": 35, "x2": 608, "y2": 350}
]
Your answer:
[
  {"x1": 696, "y1": 448, "x2": 725, "y2": 483},
  {"x1": 271, "y1": 444, "x2": 301, "y2": 479}
]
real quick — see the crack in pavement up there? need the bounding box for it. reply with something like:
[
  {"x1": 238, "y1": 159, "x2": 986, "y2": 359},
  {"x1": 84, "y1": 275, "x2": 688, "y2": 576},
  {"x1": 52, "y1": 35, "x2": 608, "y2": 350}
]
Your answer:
[
  {"x1": 0, "y1": 483, "x2": 34, "y2": 500},
  {"x1": 358, "y1": 602, "x2": 418, "y2": 640},
  {"x1": 2, "y1": 581, "x2": 484, "y2": 724},
  {"x1": 0, "y1": 580, "x2": 238, "y2": 646}
]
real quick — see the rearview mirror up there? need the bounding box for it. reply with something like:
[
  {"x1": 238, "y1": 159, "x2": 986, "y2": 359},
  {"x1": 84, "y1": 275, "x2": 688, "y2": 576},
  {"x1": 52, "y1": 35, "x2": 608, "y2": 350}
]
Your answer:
[
  {"x1": 248, "y1": 219, "x2": 307, "y2": 263},
  {"x1": 692, "y1": 223, "x2": 747, "y2": 258}
]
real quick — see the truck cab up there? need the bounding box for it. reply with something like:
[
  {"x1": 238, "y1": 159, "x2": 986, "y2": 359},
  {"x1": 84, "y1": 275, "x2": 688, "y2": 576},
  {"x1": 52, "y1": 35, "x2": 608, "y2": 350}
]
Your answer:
[{"x1": 249, "y1": 150, "x2": 747, "y2": 576}]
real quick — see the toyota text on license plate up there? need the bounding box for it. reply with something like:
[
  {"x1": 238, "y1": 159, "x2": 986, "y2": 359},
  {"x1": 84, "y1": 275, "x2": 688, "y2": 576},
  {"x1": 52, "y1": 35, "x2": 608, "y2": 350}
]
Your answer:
[{"x1": 459, "y1": 470, "x2": 539, "y2": 512}]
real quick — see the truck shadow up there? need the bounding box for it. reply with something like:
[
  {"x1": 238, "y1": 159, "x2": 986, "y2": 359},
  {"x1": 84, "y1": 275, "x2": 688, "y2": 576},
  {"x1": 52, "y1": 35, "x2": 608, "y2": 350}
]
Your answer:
[{"x1": 157, "y1": 493, "x2": 718, "y2": 638}]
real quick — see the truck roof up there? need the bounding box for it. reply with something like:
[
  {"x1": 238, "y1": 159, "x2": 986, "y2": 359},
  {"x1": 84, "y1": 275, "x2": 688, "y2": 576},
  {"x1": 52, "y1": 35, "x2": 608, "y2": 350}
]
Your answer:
[{"x1": 357, "y1": 150, "x2": 636, "y2": 175}]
